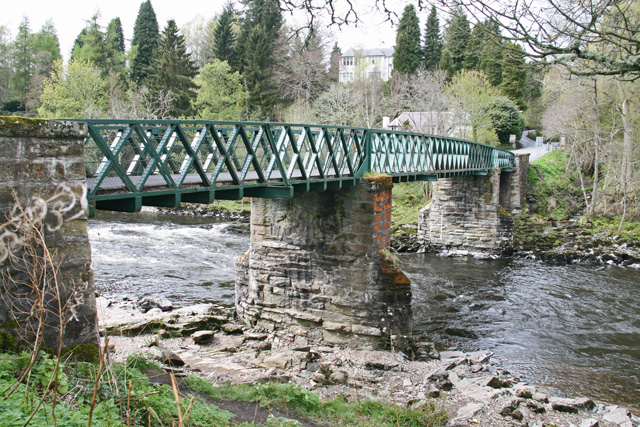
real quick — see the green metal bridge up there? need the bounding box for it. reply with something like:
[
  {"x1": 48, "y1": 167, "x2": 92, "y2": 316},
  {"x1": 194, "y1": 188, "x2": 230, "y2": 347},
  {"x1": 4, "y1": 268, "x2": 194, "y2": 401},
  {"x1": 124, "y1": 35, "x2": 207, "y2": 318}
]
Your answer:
[{"x1": 80, "y1": 119, "x2": 516, "y2": 215}]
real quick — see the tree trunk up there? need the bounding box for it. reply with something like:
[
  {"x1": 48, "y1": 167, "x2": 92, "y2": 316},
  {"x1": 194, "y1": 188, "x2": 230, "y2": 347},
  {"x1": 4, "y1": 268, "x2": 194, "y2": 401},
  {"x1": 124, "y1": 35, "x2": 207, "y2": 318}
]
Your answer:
[{"x1": 615, "y1": 79, "x2": 635, "y2": 230}]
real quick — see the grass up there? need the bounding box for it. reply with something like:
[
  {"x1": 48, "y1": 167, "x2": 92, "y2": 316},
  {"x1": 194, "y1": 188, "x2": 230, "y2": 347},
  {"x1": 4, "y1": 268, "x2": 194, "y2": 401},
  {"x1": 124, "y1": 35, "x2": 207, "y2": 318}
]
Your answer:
[
  {"x1": 391, "y1": 182, "x2": 428, "y2": 236},
  {"x1": 186, "y1": 377, "x2": 448, "y2": 427},
  {"x1": 529, "y1": 150, "x2": 580, "y2": 219},
  {"x1": 1, "y1": 350, "x2": 448, "y2": 427}
]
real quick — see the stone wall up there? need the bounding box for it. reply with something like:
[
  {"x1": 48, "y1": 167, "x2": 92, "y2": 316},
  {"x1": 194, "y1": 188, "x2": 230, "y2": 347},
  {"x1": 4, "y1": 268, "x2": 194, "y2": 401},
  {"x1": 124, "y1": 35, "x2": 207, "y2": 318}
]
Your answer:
[
  {"x1": 236, "y1": 176, "x2": 412, "y2": 349},
  {"x1": 0, "y1": 117, "x2": 97, "y2": 350},
  {"x1": 499, "y1": 153, "x2": 530, "y2": 213},
  {"x1": 418, "y1": 155, "x2": 529, "y2": 255}
]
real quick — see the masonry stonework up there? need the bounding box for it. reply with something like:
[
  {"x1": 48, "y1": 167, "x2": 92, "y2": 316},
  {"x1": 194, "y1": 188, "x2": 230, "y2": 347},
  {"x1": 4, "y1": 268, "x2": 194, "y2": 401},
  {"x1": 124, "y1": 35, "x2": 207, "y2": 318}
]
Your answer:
[
  {"x1": 418, "y1": 154, "x2": 529, "y2": 255},
  {"x1": 0, "y1": 117, "x2": 97, "y2": 349},
  {"x1": 236, "y1": 176, "x2": 412, "y2": 349}
]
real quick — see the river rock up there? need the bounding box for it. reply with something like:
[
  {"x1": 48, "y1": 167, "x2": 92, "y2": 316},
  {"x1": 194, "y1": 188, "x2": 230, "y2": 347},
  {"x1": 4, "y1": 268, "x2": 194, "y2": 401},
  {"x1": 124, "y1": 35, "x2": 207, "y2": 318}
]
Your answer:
[
  {"x1": 450, "y1": 403, "x2": 484, "y2": 426},
  {"x1": 550, "y1": 397, "x2": 595, "y2": 413},
  {"x1": 138, "y1": 296, "x2": 173, "y2": 313},
  {"x1": 262, "y1": 350, "x2": 309, "y2": 371},
  {"x1": 191, "y1": 330, "x2": 215, "y2": 344},
  {"x1": 221, "y1": 323, "x2": 244, "y2": 334},
  {"x1": 329, "y1": 371, "x2": 348, "y2": 385},
  {"x1": 147, "y1": 346, "x2": 185, "y2": 367},
  {"x1": 600, "y1": 406, "x2": 632, "y2": 425}
]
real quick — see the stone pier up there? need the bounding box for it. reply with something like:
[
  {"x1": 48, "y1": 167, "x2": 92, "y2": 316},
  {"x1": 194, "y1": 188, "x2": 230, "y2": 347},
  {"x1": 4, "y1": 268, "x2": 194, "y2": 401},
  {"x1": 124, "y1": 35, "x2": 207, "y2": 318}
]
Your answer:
[
  {"x1": 0, "y1": 117, "x2": 97, "y2": 350},
  {"x1": 235, "y1": 176, "x2": 412, "y2": 349},
  {"x1": 418, "y1": 153, "x2": 529, "y2": 255}
]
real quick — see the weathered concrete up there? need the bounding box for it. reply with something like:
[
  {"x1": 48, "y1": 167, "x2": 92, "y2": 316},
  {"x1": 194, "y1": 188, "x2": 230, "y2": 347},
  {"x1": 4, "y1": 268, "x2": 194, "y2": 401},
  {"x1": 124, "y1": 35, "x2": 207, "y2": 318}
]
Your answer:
[
  {"x1": 236, "y1": 176, "x2": 412, "y2": 349},
  {"x1": 418, "y1": 154, "x2": 529, "y2": 255},
  {"x1": 0, "y1": 116, "x2": 97, "y2": 350}
]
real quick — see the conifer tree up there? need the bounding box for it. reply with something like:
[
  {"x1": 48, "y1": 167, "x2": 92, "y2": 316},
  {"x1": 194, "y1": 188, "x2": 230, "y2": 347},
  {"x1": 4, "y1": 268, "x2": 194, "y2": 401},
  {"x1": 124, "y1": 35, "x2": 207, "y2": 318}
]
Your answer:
[
  {"x1": 12, "y1": 17, "x2": 34, "y2": 113},
  {"x1": 32, "y1": 20, "x2": 61, "y2": 61},
  {"x1": 106, "y1": 18, "x2": 125, "y2": 53},
  {"x1": 150, "y1": 19, "x2": 198, "y2": 117},
  {"x1": 71, "y1": 15, "x2": 110, "y2": 71},
  {"x1": 476, "y1": 21, "x2": 503, "y2": 87},
  {"x1": 235, "y1": 0, "x2": 283, "y2": 118},
  {"x1": 443, "y1": 9, "x2": 470, "y2": 74},
  {"x1": 328, "y1": 42, "x2": 341, "y2": 82},
  {"x1": 213, "y1": 2, "x2": 237, "y2": 66},
  {"x1": 393, "y1": 4, "x2": 422, "y2": 75},
  {"x1": 0, "y1": 26, "x2": 14, "y2": 110},
  {"x1": 131, "y1": 0, "x2": 160, "y2": 85},
  {"x1": 423, "y1": 6, "x2": 442, "y2": 71},
  {"x1": 501, "y1": 42, "x2": 527, "y2": 110}
]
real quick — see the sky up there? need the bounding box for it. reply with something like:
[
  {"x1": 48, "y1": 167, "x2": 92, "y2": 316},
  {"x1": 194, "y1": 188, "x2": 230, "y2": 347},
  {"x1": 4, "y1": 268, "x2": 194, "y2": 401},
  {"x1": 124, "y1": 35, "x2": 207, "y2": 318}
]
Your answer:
[{"x1": 1, "y1": 0, "x2": 410, "y2": 61}]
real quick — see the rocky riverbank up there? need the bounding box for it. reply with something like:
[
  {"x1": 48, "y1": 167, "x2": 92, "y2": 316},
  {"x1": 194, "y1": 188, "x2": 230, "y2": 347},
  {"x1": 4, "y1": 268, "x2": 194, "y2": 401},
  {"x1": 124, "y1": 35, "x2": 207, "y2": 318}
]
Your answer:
[{"x1": 98, "y1": 299, "x2": 638, "y2": 427}]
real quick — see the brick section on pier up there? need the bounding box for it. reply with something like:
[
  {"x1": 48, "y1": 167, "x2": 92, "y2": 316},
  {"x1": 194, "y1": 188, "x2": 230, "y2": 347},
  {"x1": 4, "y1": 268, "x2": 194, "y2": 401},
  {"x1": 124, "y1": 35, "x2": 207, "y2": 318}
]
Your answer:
[
  {"x1": 0, "y1": 117, "x2": 97, "y2": 349},
  {"x1": 236, "y1": 176, "x2": 412, "y2": 349}
]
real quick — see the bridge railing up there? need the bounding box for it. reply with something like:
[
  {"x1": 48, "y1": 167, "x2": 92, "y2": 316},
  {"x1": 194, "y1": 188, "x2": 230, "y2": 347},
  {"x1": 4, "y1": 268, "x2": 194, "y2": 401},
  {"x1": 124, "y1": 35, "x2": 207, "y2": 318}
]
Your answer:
[
  {"x1": 368, "y1": 129, "x2": 515, "y2": 178},
  {"x1": 76, "y1": 119, "x2": 515, "y2": 208}
]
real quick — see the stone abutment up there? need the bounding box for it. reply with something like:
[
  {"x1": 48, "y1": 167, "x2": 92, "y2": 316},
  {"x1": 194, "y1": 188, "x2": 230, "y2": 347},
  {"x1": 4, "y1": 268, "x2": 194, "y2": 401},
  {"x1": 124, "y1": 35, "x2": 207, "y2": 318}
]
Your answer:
[
  {"x1": 235, "y1": 176, "x2": 412, "y2": 349},
  {"x1": 0, "y1": 117, "x2": 97, "y2": 350}
]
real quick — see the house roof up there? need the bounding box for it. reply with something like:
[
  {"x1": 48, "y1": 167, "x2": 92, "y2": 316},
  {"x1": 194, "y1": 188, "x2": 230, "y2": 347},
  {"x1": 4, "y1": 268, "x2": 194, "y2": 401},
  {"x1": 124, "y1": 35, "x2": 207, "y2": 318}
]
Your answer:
[
  {"x1": 343, "y1": 47, "x2": 395, "y2": 57},
  {"x1": 387, "y1": 112, "x2": 451, "y2": 129}
]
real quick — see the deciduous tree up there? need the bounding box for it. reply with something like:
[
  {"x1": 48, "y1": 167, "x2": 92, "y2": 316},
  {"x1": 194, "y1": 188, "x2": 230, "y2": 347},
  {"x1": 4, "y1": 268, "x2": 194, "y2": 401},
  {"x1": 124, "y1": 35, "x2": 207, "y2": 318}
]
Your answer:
[
  {"x1": 193, "y1": 59, "x2": 246, "y2": 120},
  {"x1": 38, "y1": 60, "x2": 108, "y2": 118}
]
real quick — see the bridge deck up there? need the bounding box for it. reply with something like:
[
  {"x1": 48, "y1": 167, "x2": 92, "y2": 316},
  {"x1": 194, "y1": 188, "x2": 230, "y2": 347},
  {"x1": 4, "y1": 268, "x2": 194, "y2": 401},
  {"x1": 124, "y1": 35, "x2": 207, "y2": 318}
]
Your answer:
[{"x1": 74, "y1": 119, "x2": 515, "y2": 214}]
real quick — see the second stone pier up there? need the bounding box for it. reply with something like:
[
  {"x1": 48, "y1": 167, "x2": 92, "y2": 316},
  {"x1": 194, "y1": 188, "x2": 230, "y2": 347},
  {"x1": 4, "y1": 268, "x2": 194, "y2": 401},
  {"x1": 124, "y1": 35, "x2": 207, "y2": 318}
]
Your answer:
[{"x1": 235, "y1": 176, "x2": 412, "y2": 349}]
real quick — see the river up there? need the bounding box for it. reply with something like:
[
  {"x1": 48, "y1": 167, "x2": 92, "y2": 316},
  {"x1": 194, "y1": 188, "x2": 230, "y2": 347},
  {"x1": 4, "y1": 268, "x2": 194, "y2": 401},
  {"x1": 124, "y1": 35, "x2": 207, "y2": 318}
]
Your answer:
[{"x1": 88, "y1": 211, "x2": 640, "y2": 412}]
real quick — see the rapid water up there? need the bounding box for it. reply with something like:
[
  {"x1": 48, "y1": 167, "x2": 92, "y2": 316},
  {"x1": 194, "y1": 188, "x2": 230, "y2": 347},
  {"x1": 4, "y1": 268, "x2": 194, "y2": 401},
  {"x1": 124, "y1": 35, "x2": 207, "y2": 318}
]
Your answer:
[{"x1": 88, "y1": 212, "x2": 640, "y2": 412}]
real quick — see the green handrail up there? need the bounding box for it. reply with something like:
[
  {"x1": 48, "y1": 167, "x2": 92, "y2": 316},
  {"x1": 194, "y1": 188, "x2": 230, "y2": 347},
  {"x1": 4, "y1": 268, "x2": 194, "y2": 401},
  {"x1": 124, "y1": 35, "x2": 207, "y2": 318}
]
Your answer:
[{"x1": 72, "y1": 119, "x2": 516, "y2": 213}]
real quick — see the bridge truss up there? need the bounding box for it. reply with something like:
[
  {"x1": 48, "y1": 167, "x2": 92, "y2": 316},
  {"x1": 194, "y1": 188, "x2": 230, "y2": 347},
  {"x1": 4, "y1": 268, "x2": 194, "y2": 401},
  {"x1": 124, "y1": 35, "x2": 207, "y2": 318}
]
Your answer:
[{"x1": 78, "y1": 119, "x2": 515, "y2": 214}]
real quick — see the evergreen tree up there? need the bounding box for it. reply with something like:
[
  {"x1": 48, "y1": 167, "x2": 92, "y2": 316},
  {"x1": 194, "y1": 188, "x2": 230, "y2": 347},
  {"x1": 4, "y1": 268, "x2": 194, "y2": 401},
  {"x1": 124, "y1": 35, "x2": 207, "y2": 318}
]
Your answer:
[
  {"x1": 105, "y1": 18, "x2": 127, "y2": 80},
  {"x1": 11, "y1": 17, "x2": 34, "y2": 114},
  {"x1": 32, "y1": 20, "x2": 61, "y2": 61},
  {"x1": 131, "y1": 0, "x2": 160, "y2": 85},
  {"x1": 150, "y1": 20, "x2": 198, "y2": 117},
  {"x1": 501, "y1": 42, "x2": 527, "y2": 110},
  {"x1": 106, "y1": 18, "x2": 125, "y2": 53},
  {"x1": 393, "y1": 4, "x2": 422, "y2": 75},
  {"x1": 328, "y1": 42, "x2": 341, "y2": 82},
  {"x1": 443, "y1": 9, "x2": 470, "y2": 74},
  {"x1": 477, "y1": 21, "x2": 503, "y2": 87},
  {"x1": 71, "y1": 15, "x2": 110, "y2": 71},
  {"x1": 423, "y1": 6, "x2": 442, "y2": 71},
  {"x1": 439, "y1": 48, "x2": 454, "y2": 81},
  {"x1": 0, "y1": 26, "x2": 16, "y2": 112},
  {"x1": 213, "y1": 2, "x2": 237, "y2": 66},
  {"x1": 235, "y1": 0, "x2": 283, "y2": 118}
]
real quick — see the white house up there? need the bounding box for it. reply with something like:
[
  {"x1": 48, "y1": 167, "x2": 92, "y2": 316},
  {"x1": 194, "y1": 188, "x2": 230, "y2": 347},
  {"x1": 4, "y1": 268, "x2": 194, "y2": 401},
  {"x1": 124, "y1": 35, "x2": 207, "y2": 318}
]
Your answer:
[
  {"x1": 339, "y1": 47, "x2": 395, "y2": 83},
  {"x1": 386, "y1": 112, "x2": 471, "y2": 137}
]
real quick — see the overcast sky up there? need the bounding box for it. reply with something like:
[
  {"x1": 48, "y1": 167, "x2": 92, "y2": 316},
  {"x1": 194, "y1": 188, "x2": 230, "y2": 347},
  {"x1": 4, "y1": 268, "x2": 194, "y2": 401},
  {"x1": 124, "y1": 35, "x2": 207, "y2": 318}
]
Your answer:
[{"x1": 1, "y1": 0, "x2": 411, "y2": 61}]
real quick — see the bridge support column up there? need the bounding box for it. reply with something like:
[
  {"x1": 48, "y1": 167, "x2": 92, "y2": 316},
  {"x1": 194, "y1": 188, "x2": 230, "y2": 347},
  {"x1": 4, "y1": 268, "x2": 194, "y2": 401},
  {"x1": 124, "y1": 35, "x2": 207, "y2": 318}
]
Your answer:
[
  {"x1": 236, "y1": 176, "x2": 412, "y2": 349},
  {"x1": 0, "y1": 117, "x2": 97, "y2": 350},
  {"x1": 418, "y1": 154, "x2": 529, "y2": 255}
]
